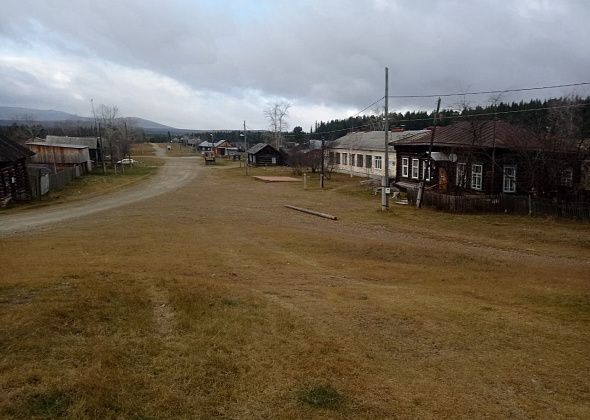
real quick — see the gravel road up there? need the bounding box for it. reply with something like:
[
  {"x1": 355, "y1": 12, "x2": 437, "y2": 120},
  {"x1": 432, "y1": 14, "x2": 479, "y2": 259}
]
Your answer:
[{"x1": 0, "y1": 144, "x2": 200, "y2": 236}]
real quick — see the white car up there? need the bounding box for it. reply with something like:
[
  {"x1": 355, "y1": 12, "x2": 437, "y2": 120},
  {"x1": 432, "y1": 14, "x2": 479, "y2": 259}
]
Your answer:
[{"x1": 117, "y1": 158, "x2": 138, "y2": 165}]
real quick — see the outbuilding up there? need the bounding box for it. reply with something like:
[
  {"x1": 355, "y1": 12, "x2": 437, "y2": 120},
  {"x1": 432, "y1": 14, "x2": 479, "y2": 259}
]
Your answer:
[
  {"x1": 44, "y1": 135, "x2": 102, "y2": 163},
  {"x1": 246, "y1": 143, "x2": 283, "y2": 166},
  {"x1": 0, "y1": 136, "x2": 34, "y2": 206},
  {"x1": 26, "y1": 142, "x2": 92, "y2": 175}
]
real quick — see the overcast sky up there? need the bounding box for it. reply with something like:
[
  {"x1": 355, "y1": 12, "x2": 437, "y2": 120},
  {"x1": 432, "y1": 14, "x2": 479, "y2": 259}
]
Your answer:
[{"x1": 1, "y1": 0, "x2": 589, "y2": 130}]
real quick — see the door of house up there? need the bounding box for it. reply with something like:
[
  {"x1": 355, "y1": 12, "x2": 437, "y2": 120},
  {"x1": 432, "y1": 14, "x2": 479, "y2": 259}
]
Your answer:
[{"x1": 439, "y1": 167, "x2": 448, "y2": 192}]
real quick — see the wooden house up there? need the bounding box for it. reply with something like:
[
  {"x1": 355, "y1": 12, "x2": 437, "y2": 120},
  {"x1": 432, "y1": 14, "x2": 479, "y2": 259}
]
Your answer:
[
  {"x1": 327, "y1": 130, "x2": 428, "y2": 179},
  {"x1": 44, "y1": 135, "x2": 102, "y2": 162},
  {"x1": 198, "y1": 140, "x2": 233, "y2": 157},
  {"x1": 0, "y1": 136, "x2": 34, "y2": 206},
  {"x1": 26, "y1": 142, "x2": 92, "y2": 175},
  {"x1": 247, "y1": 143, "x2": 283, "y2": 166},
  {"x1": 393, "y1": 121, "x2": 583, "y2": 198}
]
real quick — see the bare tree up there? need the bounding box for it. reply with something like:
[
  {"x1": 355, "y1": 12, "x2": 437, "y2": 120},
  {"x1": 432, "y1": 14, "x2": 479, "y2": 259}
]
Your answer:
[
  {"x1": 93, "y1": 104, "x2": 136, "y2": 167},
  {"x1": 264, "y1": 102, "x2": 290, "y2": 149}
]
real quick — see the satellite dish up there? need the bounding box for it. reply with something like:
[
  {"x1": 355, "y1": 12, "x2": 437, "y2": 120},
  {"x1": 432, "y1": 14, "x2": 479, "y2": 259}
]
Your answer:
[{"x1": 449, "y1": 153, "x2": 458, "y2": 162}]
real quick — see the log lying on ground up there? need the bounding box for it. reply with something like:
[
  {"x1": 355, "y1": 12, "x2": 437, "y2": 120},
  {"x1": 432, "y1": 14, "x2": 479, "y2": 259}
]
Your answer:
[{"x1": 284, "y1": 205, "x2": 338, "y2": 220}]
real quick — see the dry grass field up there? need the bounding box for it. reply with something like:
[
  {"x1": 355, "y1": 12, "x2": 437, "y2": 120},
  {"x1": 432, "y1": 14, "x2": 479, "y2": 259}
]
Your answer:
[{"x1": 1, "y1": 159, "x2": 589, "y2": 418}]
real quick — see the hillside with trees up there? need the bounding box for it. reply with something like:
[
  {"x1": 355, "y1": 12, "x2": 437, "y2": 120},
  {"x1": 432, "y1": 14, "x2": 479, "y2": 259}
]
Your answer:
[{"x1": 311, "y1": 96, "x2": 590, "y2": 140}]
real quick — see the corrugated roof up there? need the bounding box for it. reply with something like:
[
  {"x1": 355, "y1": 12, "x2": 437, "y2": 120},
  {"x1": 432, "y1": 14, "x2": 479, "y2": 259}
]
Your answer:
[
  {"x1": 198, "y1": 140, "x2": 230, "y2": 147},
  {"x1": 329, "y1": 130, "x2": 430, "y2": 151},
  {"x1": 0, "y1": 136, "x2": 35, "y2": 163},
  {"x1": 45, "y1": 135, "x2": 98, "y2": 148},
  {"x1": 247, "y1": 142, "x2": 277, "y2": 154},
  {"x1": 27, "y1": 142, "x2": 89, "y2": 149},
  {"x1": 392, "y1": 121, "x2": 573, "y2": 150}
]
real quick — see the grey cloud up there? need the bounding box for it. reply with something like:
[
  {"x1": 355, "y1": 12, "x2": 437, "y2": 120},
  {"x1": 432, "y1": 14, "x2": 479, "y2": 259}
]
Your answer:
[{"x1": 1, "y1": 0, "x2": 589, "y2": 127}]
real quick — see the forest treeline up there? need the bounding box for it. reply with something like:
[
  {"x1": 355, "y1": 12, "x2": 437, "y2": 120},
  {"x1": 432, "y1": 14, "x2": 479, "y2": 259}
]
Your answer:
[{"x1": 311, "y1": 96, "x2": 590, "y2": 141}]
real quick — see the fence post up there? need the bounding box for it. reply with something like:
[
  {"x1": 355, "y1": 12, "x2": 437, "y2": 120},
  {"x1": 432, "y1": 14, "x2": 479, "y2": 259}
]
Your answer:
[
  {"x1": 304, "y1": 173, "x2": 307, "y2": 190},
  {"x1": 528, "y1": 194, "x2": 532, "y2": 216}
]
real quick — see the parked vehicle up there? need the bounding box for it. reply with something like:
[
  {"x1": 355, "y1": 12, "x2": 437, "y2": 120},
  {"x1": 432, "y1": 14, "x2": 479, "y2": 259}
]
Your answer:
[{"x1": 117, "y1": 158, "x2": 138, "y2": 165}]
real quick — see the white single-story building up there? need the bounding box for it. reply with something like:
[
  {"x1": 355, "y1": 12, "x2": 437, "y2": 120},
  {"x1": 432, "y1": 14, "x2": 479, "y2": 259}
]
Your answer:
[{"x1": 327, "y1": 130, "x2": 429, "y2": 179}]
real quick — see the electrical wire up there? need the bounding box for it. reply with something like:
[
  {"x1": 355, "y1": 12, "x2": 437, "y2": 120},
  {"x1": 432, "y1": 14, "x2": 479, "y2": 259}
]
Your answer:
[
  {"x1": 387, "y1": 82, "x2": 590, "y2": 99},
  {"x1": 285, "y1": 101, "x2": 590, "y2": 138}
]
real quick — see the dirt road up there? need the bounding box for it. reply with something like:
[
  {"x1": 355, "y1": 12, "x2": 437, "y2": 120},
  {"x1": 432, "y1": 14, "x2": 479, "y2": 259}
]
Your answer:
[
  {"x1": 1, "y1": 159, "x2": 589, "y2": 418},
  {"x1": 0, "y1": 144, "x2": 199, "y2": 236}
]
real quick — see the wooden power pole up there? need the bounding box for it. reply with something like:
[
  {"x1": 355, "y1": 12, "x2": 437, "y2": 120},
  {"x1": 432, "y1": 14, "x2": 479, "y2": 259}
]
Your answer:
[
  {"x1": 381, "y1": 67, "x2": 389, "y2": 211},
  {"x1": 417, "y1": 97, "x2": 441, "y2": 208}
]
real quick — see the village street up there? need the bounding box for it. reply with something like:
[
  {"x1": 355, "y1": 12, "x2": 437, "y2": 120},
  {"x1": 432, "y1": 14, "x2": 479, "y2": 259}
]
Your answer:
[
  {"x1": 1, "y1": 150, "x2": 589, "y2": 418},
  {"x1": 0, "y1": 145, "x2": 200, "y2": 236}
]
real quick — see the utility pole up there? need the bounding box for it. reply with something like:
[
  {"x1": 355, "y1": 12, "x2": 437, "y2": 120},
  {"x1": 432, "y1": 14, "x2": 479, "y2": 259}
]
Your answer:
[
  {"x1": 381, "y1": 67, "x2": 389, "y2": 211},
  {"x1": 417, "y1": 97, "x2": 441, "y2": 208},
  {"x1": 320, "y1": 137, "x2": 325, "y2": 188},
  {"x1": 243, "y1": 120, "x2": 248, "y2": 151},
  {"x1": 243, "y1": 120, "x2": 249, "y2": 175},
  {"x1": 98, "y1": 122, "x2": 106, "y2": 174}
]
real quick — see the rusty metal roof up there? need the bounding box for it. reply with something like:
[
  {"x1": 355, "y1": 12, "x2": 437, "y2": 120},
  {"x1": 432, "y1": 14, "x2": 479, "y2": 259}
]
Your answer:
[
  {"x1": 0, "y1": 136, "x2": 34, "y2": 163},
  {"x1": 392, "y1": 120, "x2": 577, "y2": 151}
]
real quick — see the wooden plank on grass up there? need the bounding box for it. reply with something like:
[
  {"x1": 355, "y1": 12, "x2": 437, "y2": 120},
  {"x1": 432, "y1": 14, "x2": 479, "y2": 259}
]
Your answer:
[{"x1": 284, "y1": 205, "x2": 338, "y2": 220}]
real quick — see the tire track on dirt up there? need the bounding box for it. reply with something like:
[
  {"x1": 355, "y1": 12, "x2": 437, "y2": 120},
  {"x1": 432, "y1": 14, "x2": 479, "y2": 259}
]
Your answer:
[{"x1": 0, "y1": 145, "x2": 201, "y2": 237}]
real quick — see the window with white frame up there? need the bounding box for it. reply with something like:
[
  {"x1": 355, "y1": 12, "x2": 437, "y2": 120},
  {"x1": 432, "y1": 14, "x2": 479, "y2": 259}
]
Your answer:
[
  {"x1": 342, "y1": 153, "x2": 347, "y2": 165},
  {"x1": 411, "y1": 159, "x2": 419, "y2": 179},
  {"x1": 503, "y1": 165, "x2": 516, "y2": 193},
  {"x1": 350, "y1": 154, "x2": 355, "y2": 165},
  {"x1": 357, "y1": 154, "x2": 364, "y2": 167},
  {"x1": 366, "y1": 155, "x2": 372, "y2": 169},
  {"x1": 471, "y1": 164, "x2": 483, "y2": 190},
  {"x1": 422, "y1": 160, "x2": 431, "y2": 181},
  {"x1": 560, "y1": 168, "x2": 573, "y2": 186},
  {"x1": 374, "y1": 156, "x2": 382, "y2": 170},
  {"x1": 456, "y1": 163, "x2": 466, "y2": 187},
  {"x1": 401, "y1": 158, "x2": 409, "y2": 177}
]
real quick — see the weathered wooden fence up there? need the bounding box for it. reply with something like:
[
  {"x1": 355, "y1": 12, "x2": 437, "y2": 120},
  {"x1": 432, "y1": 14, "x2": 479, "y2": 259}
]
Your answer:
[
  {"x1": 406, "y1": 189, "x2": 590, "y2": 220},
  {"x1": 49, "y1": 167, "x2": 76, "y2": 191},
  {"x1": 28, "y1": 166, "x2": 78, "y2": 199}
]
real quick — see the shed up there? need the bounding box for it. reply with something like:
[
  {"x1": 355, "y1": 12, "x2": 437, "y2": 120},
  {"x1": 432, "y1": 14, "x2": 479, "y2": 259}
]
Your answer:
[
  {"x1": 44, "y1": 135, "x2": 102, "y2": 162},
  {"x1": 26, "y1": 142, "x2": 92, "y2": 174},
  {"x1": 247, "y1": 143, "x2": 283, "y2": 166},
  {"x1": 0, "y1": 136, "x2": 34, "y2": 205}
]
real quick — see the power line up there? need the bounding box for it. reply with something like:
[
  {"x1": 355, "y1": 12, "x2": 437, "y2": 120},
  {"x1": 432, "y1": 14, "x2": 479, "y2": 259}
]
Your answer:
[
  {"x1": 293, "y1": 101, "x2": 590, "y2": 138},
  {"x1": 351, "y1": 96, "x2": 384, "y2": 118},
  {"x1": 386, "y1": 82, "x2": 590, "y2": 99}
]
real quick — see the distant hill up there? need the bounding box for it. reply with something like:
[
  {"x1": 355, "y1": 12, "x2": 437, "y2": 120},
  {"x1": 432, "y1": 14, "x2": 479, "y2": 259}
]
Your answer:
[
  {"x1": 0, "y1": 106, "x2": 90, "y2": 122},
  {"x1": 0, "y1": 106, "x2": 188, "y2": 134}
]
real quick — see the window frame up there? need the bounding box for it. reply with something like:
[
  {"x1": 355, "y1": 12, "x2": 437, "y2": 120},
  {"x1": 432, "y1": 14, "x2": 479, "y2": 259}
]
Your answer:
[
  {"x1": 411, "y1": 158, "x2": 419, "y2": 179},
  {"x1": 471, "y1": 164, "x2": 483, "y2": 191},
  {"x1": 374, "y1": 156, "x2": 382, "y2": 170},
  {"x1": 560, "y1": 168, "x2": 573, "y2": 186},
  {"x1": 422, "y1": 160, "x2": 431, "y2": 181},
  {"x1": 456, "y1": 163, "x2": 466, "y2": 187},
  {"x1": 503, "y1": 165, "x2": 516, "y2": 193},
  {"x1": 401, "y1": 157, "x2": 409, "y2": 177},
  {"x1": 357, "y1": 154, "x2": 364, "y2": 168},
  {"x1": 365, "y1": 155, "x2": 372, "y2": 169}
]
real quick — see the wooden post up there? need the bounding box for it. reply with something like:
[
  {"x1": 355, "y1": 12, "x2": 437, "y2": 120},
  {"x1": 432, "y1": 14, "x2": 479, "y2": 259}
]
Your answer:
[
  {"x1": 320, "y1": 174, "x2": 324, "y2": 188},
  {"x1": 304, "y1": 173, "x2": 307, "y2": 189}
]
